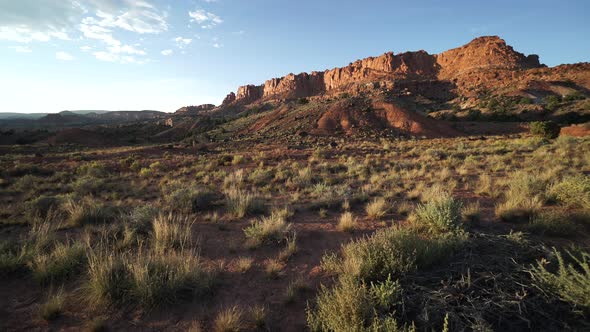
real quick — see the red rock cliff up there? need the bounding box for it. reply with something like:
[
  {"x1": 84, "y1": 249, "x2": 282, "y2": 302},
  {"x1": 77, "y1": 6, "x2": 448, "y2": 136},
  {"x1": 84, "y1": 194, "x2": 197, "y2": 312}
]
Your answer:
[{"x1": 224, "y1": 36, "x2": 543, "y2": 104}]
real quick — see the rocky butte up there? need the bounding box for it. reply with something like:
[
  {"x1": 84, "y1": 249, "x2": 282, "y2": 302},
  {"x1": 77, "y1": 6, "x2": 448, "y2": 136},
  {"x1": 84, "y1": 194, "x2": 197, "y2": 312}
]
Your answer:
[{"x1": 222, "y1": 36, "x2": 544, "y2": 105}]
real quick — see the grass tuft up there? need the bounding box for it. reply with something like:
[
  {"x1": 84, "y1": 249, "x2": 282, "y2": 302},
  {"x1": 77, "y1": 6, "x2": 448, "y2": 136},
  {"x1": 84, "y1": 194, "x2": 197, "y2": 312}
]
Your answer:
[
  {"x1": 337, "y1": 212, "x2": 358, "y2": 232},
  {"x1": 214, "y1": 306, "x2": 244, "y2": 332}
]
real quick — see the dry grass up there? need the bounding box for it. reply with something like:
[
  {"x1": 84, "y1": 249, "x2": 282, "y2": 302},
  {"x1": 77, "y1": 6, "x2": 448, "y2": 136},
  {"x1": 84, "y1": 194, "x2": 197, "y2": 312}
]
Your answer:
[
  {"x1": 214, "y1": 306, "x2": 244, "y2": 332},
  {"x1": 366, "y1": 197, "x2": 388, "y2": 220},
  {"x1": 152, "y1": 213, "x2": 194, "y2": 253},
  {"x1": 337, "y1": 212, "x2": 358, "y2": 232}
]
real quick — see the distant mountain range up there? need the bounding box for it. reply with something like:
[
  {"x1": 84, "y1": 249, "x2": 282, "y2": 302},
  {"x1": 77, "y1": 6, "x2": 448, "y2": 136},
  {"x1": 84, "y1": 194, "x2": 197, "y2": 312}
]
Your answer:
[
  {"x1": 0, "y1": 110, "x2": 151, "y2": 120},
  {"x1": 0, "y1": 110, "x2": 167, "y2": 128}
]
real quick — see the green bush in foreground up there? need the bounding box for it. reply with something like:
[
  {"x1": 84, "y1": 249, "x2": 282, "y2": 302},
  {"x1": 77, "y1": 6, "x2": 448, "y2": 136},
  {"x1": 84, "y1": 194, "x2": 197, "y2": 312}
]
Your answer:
[
  {"x1": 413, "y1": 192, "x2": 463, "y2": 234},
  {"x1": 40, "y1": 289, "x2": 66, "y2": 321},
  {"x1": 549, "y1": 175, "x2": 590, "y2": 209},
  {"x1": 86, "y1": 248, "x2": 210, "y2": 307},
  {"x1": 530, "y1": 248, "x2": 590, "y2": 311},
  {"x1": 307, "y1": 275, "x2": 411, "y2": 332},
  {"x1": 224, "y1": 188, "x2": 265, "y2": 218},
  {"x1": 323, "y1": 227, "x2": 466, "y2": 282},
  {"x1": 30, "y1": 241, "x2": 86, "y2": 284},
  {"x1": 166, "y1": 186, "x2": 217, "y2": 213},
  {"x1": 244, "y1": 212, "x2": 291, "y2": 247}
]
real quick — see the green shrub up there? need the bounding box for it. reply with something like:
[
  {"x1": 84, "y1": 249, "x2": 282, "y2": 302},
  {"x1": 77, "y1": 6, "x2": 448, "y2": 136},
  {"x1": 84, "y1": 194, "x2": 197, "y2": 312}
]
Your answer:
[
  {"x1": 549, "y1": 175, "x2": 590, "y2": 209},
  {"x1": 495, "y1": 172, "x2": 546, "y2": 222},
  {"x1": 563, "y1": 91, "x2": 585, "y2": 102},
  {"x1": 78, "y1": 161, "x2": 108, "y2": 177},
  {"x1": 149, "y1": 161, "x2": 164, "y2": 171},
  {"x1": 72, "y1": 175, "x2": 105, "y2": 195},
  {"x1": 40, "y1": 289, "x2": 65, "y2": 321},
  {"x1": 337, "y1": 212, "x2": 358, "y2": 232},
  {"x1": 307, "y1": 275, "x2": 408, "y2": 332},
  {"x1": 530, "y1": 248, "x2": 590, "y2": 310},
  {"x1": 530, "y1": 121, "x2": 560, "y2": 139},
  {"x1": 139, "y1": 168, "x2": 153, "y2": 177},
  {"x1": 86, "y1": 252, "x2": 131, "y2": 306},
  {"x1": 30, "y1": 241, "x2": 86, "y2": 284},
  {"x1": 330, "y1": 227, "x2": 465, "y2": 282},
  {"x1": 225, "y1": 188, "x2": 265, "y2": 218},
  {"x1": 64, "y1": 199, "x2": 115, "y2": 227},
  {"x1": 214, "y1": 306, "x2": 245, "y2": 332},
  {"x1": 152, "y1": 213, "x2": 194, "y2": 253},
  {"x1": 543, "y1": 95, "x2": 561, "y2": 111},
  {"x1": 413, "y1": 192, "x2": 463, "y2": 234},
  {"x1": 126, "y1": 206, "x2": 159, "y2": 234},
  {"x1": 366, "y1": 197, "x2": 389, "y2": 220},
  {"x1": 130, "y1": 160, "x2": 142, "y2": 172},
  {"x1": 25, "y1": 195, "x2": 63, "y2": 219},
  {"x1": 12, "y1": 174, "x2": 40, "y2": 192},
  {"x1": 166, "y1": 187, "x2": 217, "y2": 213},
  {"x1": 128, "y1": 249, "x2": 210, "y2": 307},
  {"x1": 244, "y1": 212, "x2": 291, "y2": 247},
  {"x1": 527, "y1": 210, "x2": 578, "y2": 237},
  {"x1": 86, "y1": 248, "x2": 210, "y2": 307}
]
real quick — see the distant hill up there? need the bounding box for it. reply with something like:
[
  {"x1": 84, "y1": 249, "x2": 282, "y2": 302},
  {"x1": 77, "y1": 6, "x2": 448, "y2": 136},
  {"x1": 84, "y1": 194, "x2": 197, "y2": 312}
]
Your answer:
[
  {"x1": 0, "y1": 110, "x2": 149, "y2": 120},
  {"x1": 0, "y1": 110, "x2": 167, "y2": 128}
]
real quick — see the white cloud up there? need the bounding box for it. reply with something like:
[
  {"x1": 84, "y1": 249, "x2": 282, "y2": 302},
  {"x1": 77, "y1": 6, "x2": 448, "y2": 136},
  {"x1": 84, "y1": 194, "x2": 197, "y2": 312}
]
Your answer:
[
  {"x1": 80, "y1": 45, "x2": 92, "y2": 51},
  {"x1": 79, "y1": 22, "x2": 120, "y2": 46},
  {"x1": 161, "y1": 49, "x2": 173, "y2": 56},
  {"x1": 93, "y1": 51, "x2": 147, "y2": 64},
  {"x1": 56, "y1": 51, "x2": 75, "y2": 61},
  {"x1": 0, "y1": 1, "x2": 165, "y2": 64},
  {"x1": 82, "y1": 5, "x2": 168, "y2": 35},
  {"x1": 0, "y1": 0, "x2": 78, "y2": 43},
  {"x1": 0, "y1": 26, "x2": 70, "y2": 43},
  {"x1": 108, "y1": 44, "x2": 146, "y2": 55},
  {"x1": 9, "y1": 45, "x2": 32, "y2": 53},
  {"x1": 213, "y1": 43, "x2": 223, "y2": 48},
  {"x1": 174, "y1": 36, "x2": 192, "y2": 49},
  {"x1": 189, "y1": 9, "x2": 222, "y2": 29}
]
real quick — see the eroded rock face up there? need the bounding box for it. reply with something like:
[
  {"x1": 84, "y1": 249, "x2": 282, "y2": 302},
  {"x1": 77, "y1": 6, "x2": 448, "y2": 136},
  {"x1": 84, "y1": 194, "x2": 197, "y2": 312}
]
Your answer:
[
  {"x1": 236, "y1": 85, "x2": 263, "y2": 103},
  {"x1": 435, "y1": 36, "x2": 542, "y2": 79},
  {"x1": 222, "y1": 92, "x2": 236, "y2": 105},
  {"x1": 175, "y1": 104, "x2": 216, "y2": 114},
  {"x1": 263, "y1": 71, "x2": 325, "y2": 99},
  {"x1": 223, "y1": 36, "x2": 545, "y2": 104}
]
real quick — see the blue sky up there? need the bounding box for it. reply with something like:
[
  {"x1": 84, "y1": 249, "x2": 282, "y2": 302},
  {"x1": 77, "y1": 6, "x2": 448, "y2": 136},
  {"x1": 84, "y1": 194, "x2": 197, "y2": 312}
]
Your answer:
[{"x1": 0, "y1": 0, "x2": 588, "y2": 113}]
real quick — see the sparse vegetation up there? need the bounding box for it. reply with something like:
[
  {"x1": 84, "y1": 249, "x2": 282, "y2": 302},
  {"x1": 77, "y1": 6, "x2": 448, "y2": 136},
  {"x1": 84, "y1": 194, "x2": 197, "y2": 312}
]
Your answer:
[
  {"x1": 366, "y1": 197, "x2": 388, "y2": 220},
  {"x1": 530, "y1": 121, "x2": 560, "y2": 139},
  {"x1": 530, "y1": 248, "x2": 590, "y2": 310},
  {"x1": 244, "y1": 212, "x2": 291, "y2": 247},
  {"x1": 214, "y1": 306, "x2": 245, "y2": 332},
  {"x1": 39, "y1": 288, "x2": 65, "y2": 321},
  {"x1": 337, "y1": 211, "x2": 358, "y2": 232},
  {"x1": 1, "y1": 127, "x2": 589, "y2": 330}
]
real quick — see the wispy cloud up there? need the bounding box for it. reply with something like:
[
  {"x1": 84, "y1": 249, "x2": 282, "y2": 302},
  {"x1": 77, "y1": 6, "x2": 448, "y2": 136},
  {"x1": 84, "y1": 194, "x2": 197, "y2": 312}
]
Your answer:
[
  {"x1": 56, "y1": 51, "x2": 74, "y2": 61},
  {"x1": 161, "y1": 49, "x2": 173, "y2": 56},
  {"x1": 174, "y1": 36, "x2": 192, "y2": 49},
  {"x1": 0, "y1": 1, "x2": 166, "y2": 64},
  {"x1": 189, "y1": 9, "x2": 223, "y2": 29},
  {"x1": 93, "y1": 51, "x2": 147, "y2": 64}
]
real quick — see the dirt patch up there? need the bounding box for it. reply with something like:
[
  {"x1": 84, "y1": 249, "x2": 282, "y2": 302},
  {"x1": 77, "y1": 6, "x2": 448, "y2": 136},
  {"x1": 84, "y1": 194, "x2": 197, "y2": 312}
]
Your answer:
[
  {"x1": 560, "y1": 122, "x2": 590, "y2": 137},
  {"x1": 315, "y1": 101, "x2": 461, "y2": 137},
  {"x1": 453, "y1": 121, "x2": 528, "y2": 136}
]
